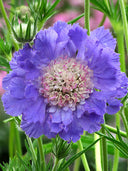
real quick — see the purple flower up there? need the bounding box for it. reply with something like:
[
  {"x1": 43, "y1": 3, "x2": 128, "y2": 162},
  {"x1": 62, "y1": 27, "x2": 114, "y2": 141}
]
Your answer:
[{"x1": 2, "y1": 21, "x2": 128, "y2": 142}]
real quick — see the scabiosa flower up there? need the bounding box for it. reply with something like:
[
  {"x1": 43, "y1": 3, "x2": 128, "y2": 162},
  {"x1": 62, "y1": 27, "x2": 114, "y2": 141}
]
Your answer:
[{"x1": 2, "y1": 21, "x2": 128, "y2": 142}]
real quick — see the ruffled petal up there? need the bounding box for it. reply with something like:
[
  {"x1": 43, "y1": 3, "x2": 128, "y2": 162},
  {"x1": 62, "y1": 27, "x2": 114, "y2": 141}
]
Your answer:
[
  {"x1": 51, "y1": 108, "x2": 62, "y2": 123},
  {"x1": 2, "y1": 92, "x2": 25, "y2": 116},
  {"x1": 49, "y1": 107, "x2": 73, "y2": 126},
  {"x1": 33, "y1": 28, "x2": 58, "y2": 60},
  {"x1": 21, "y1": 118, "x2": 56, "y2": 139},
  {"x1": 21, "y1": 120, "x2": 44, "y2": 138},
  {"x1": 79, "y1": 112, "x2": 104, "y2": 133},
  {"x1": 24, "y1": 84, "x2": 39, "y2": 100},
  {"x1": 81, "y1": 38, "x2": 120, "y2": 90},
  {"x1": 52, "y1": 21, "x2": 70, "y2": 42},
  {"x1": 52, "y1": 21, "x2": 69, "y2": 35},
  {"x1": 84, "y1": 93, "x2": 106, "y2": 116},
  {"x1": 76, "y1": 104, "x2": 86, "y2": 118},
  {"x1": 2, "y1": 71, "x2": 17, "y2": 90},
  {"x1": 22, "y1": 97, "x2": 46, "y2": 123},
  {"x1": 50, "y1": 123, "x2": 63, "y2": 133},
  {"x1": 59, "y1": 116, "x2": 83, "y2": 142},
  {"x1": 90, "y1": 26, "x2": 116, "y2": 50},
  {"x1": 61, "y1": 109, "x2": 73, "y2": 126},
  {"x1": 68, "y1": 24, "x2": 87, "y2": 49},
  {"x1": 9, "y1": 77, "x2": 25, "y2": 99},
  {"x1": 106, "y1": 99, "x2": 123, "y2": 115}
]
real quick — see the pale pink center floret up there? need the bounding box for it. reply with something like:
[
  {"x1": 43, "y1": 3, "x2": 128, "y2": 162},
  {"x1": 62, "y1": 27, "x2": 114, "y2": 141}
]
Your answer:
[{"x1": 40, "y1": 57, "x2": 94, "y2": 111}]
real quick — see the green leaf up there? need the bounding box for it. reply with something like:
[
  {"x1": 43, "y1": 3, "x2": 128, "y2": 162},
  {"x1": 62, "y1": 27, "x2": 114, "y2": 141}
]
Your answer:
[
  {"x1": 52, "y1": 135, "x2": 72, "y2": 160},
  {"x1": 0, "y1": 67, "x2": 11, "y2": 72},
  {"x1": 68, "y1": 13, "x2": 84, "y2": 24},
  {"x1": 90, "y1": 0, "x2": 110, "y2": 16},
  {"x1": 0, "y1": 55, "x2": 10, "y2": 68},
  {"x1": 46, "y1": 157, "x2": 53, "y2": 171},
  {"x1": 0, "y1": 38, "x2": 11, "y2": 56},
  {"x1": 45, "y1": 0, "x2": 61, "y2": 18},
  {"x1": 58, "y1": 137, "x2": 101, "y2": 171},
  {"x1": 96, "y1": 126, "x2": 128, "y2": 158},
  {"x1": 3, "y1": 117, "x2": 14, "y2": 123},
  {"x1": 17, "y1": 152, "x2": 32, "y2": 171}
]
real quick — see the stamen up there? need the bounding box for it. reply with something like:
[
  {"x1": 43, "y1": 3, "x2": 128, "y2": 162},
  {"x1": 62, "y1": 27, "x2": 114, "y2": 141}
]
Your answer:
[{"x1": 39, "y1": 57, "x2": 94, "y2": 111}]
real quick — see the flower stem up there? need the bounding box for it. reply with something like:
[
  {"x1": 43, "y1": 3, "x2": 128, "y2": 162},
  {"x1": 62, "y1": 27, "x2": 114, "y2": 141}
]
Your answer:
[
  {"x1": 84, "y1": 0, "x2": 90, "y2": 35},
  {"x1": 120, "y1": 111, "x2": 128, "y2": 138},
  {"x1": 0, "y1": 0, "x2": 19, "y2": 51},
  {"x1": 9, "y1": 120, "x2": 15, "y2": 158},
  {"x1": 101, "y1": 125, "x2": 108, "y2": 171},
  {"x1": 52, "y1": 158, "x2": 59, "y2": 171},
  {"x1": 112, "y1": 21, "x2": 126, "y2": 171},
  {"x1": 26, "y1": 136, "x2": 37, "y2": 166},
  {"x1": 105, "y1": 124, "x2": 127, "y2": 138},
  {"x1": 116, "y1": 32, "x2": 126, "y2": 72},
  {"x1": 112, "y1": 112, "x2": 120, "y2": 171},
  {"x1": 0, "y1": 0, "x2": 11, "y2": 32},
  {"x1": 73, "y1": 149, "x2": 81, "y2": 171},
  {"x1": 14, "y1": 122, "x2": 22, "y2": 156},
  {"x1": 119, "y1": 0, "x2": 128, "y2": 55},
  {"x1": 37, "y1": 137, "x2": 46, "y2": 171},
  {"x1": 77, "y1": 139, "x2": 90, "y2": 171},
  {"x1": 99, "y1": 15, "x2": 106, "y2": 27},
  {"x1": 94, "y1": 133, "x2": 102, "y2": 171}
]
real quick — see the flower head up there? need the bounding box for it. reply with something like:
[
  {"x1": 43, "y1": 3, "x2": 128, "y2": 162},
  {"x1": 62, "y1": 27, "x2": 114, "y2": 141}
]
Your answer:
[{"x1": 2, "y1": 21, "x2": 128, "y2": 142}]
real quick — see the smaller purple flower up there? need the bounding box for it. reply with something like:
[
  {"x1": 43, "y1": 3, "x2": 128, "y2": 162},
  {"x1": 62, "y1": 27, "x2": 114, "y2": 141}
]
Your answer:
[{"x1": 2, "y1": 21, "x2": 128, "y2": 142}]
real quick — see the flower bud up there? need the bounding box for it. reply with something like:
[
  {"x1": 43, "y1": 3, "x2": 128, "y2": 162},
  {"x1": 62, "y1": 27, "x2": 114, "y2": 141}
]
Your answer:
[
  {"x1": 52, "y1": 135, "x2": 72, "y2": 160},
  {"x1": 11, "y1": 17, "x2": 37, "y2": 43}
]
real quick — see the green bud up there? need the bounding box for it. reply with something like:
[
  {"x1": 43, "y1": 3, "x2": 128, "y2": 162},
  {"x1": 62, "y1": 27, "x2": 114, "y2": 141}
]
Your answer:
[
  {"x1": 52, "y1": 135, "x2": 72, "y2": 160},
  {"x1": 16, "y1": 6, "x2": 34, "y2": 22},
  {"x1": 10, "y1": 17, "x2": 37, "y2": 43}
]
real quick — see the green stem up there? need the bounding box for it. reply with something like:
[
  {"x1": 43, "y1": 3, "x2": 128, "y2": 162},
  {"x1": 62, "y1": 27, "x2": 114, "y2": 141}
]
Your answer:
[
  {"x1": 116, "y1": 33, "x2": 126, "y2": 72},
  {"x1": 112, "y1": 112, "x2": 120, "y2": 171},
  {"x1": 77, "y1": 139, "x2": 90, "y2": 171},
  {"x1": 112, "y1": 23, "x2": 126, "y2": 170},
  {"x1": 101, "y1": 125, "x2": 108, "y2": 171},
  {"x1": 0, "y1": 0, "x2": 19, "y2": 51},
  {"x1": 73, "y1": 149, "x2": 81, "y2": 171},
  {"x1": 68, "y1": 13, "x2": 84, "y2": 25},
  {"x1": 0, "y1": 0, "x2": 11, "y2": 32},
  {"x1": 120, "y1": 111, "x2": 128, "y2": 138},
  {"x1": 14, "y1": 122, "x2": 22, "y2": 155},
  {"x1": 94, "y1": 133, "x2": 102, "y2": 171},
  {"x1": 9, "y1": 120, "x2": 15, "y2": 158},
  {"x1": 26, "y1": 136, "x2": 37, "y2": 166},
  {"x1": 119, "y1": 0, "x2": 128, "y2": 55},
  {"x1": 99, "y1": 15, "x2": 106, "y2": 27},
  {"x1": 105, "y1": 124, "x2": 127, "y2": 138},
  {"x1": 84, "y1": 0, "x2": 90, "y2": 35},
  {"x1": 37, "y1": 137, "x2": 46, "y2": 171},
  {"x1": 52, "y1": 158, "x2": 59, "y2": 171}
]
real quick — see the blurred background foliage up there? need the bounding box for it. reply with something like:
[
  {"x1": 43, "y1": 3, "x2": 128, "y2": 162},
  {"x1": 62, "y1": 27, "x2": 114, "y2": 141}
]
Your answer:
[{"x1": 0, "y1": 0, "x2": 128, "y2": 170}]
